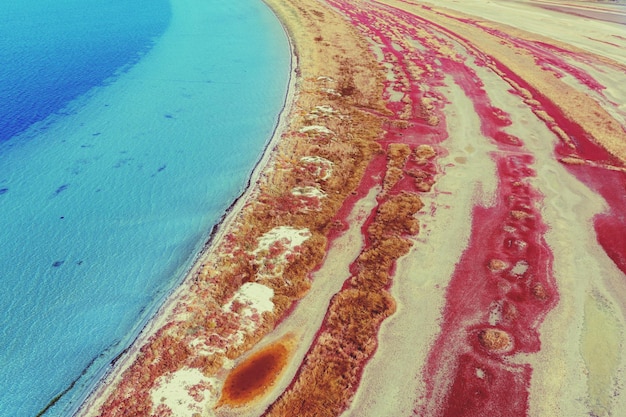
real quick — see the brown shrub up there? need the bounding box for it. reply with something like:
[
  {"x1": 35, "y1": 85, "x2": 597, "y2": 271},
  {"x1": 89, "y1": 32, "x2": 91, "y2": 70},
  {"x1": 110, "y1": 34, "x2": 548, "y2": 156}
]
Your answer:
[
  {"x1": 368, "y1": 192, "x2": 423, "y2": 241},
  {"x1": 388, "y1": 143, "x2": 412, "y2": 168},
  {"x1": 382, "y1": 166, "x2": 404, "y2": 193}
]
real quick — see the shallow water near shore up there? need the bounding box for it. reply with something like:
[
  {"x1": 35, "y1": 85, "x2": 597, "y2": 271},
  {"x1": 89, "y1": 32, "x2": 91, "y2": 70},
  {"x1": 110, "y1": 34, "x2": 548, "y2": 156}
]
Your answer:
[{"x1": 0, "y1": 0, "x2": 290, "y2": 415}]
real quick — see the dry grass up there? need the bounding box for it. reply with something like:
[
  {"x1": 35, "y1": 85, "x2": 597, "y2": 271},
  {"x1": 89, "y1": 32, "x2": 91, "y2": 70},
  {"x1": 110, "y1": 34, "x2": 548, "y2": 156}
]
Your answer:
[
  {"x1": 383, "y1": 143, "x2": 413, "y2": 192},
  {"x1": 264, "y1": 290, "x2": 396, "y2": 417},
  {"x1": 265, "y1": 171, "x2": 424, "y2": 416}
]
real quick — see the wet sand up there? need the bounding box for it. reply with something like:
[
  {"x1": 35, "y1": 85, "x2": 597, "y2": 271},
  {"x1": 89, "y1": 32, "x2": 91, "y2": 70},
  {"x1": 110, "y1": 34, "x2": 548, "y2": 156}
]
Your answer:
[{"x1": 76, "y1": 1, "x2": 626, "y2": 416}]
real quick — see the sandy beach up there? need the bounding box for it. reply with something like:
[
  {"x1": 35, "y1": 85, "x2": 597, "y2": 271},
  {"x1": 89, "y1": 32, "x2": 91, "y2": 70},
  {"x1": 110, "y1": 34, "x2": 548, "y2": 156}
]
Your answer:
[{"x1": 76, "y1": 0, "x2": 626, "y2": 416}]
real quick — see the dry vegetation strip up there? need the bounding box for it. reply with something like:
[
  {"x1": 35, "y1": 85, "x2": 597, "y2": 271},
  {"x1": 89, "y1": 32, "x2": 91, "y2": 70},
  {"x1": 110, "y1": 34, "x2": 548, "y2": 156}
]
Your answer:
[{"x1": 264, "y1": 191, "x2": 424, "y2": 417}]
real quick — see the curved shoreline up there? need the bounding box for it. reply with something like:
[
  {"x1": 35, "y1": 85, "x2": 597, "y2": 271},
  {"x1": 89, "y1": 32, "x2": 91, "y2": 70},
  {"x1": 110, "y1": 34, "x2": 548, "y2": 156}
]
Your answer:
[
  {"x1": 75, "y1": 0, "x2": 391, "y2": 412},
  {"x1": 2, "y1": 1, "x2": 294, "y2": 415},
  {"x1": 73, "y1": 3, "x2": 299, "y2": 416}
]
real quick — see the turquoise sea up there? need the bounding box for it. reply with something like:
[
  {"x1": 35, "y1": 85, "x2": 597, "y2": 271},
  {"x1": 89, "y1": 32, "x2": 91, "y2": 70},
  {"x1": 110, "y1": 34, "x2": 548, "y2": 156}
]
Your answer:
[{"x1": 0, "y1": 0, "x2": 290, "y2": 415}]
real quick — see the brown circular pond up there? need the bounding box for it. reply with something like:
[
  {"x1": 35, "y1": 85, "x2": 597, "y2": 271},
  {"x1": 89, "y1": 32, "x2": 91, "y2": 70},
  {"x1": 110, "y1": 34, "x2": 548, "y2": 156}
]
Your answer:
[{"x1": 219, "y1": 340, "x2": 290, "y2": 406}]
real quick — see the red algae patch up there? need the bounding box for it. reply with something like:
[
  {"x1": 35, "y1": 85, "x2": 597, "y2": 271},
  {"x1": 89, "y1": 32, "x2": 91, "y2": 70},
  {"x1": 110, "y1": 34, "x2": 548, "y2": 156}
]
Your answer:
[
  {"x1": 441, "y1": 353, "x2": 531, "y2": 417},
  {"x1": 218, "y1": 338, "x2": 293, "y2": 407}
]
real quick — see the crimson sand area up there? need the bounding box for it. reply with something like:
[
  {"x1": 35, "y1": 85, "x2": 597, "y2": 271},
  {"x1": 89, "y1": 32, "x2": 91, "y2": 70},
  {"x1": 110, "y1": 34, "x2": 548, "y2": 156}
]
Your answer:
[{"x1": 76, "y1": 1, "x2": 626, "y2": 416}]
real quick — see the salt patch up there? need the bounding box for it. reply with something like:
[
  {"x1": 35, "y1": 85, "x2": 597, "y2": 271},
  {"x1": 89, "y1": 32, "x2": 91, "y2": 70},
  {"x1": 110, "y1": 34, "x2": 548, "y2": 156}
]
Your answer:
[
  {"x1": 223, "y1": 282, "x2": 275, "y2": 316},
  {"x1": 312, "y1": 105, "x2": 336, "y2": 114},
  {"x1": 188, "y1": 284, "x2": 275, "y2": 357},
  {"x1": 188, "y1": 337, "x2": 227, "y2": 357},
  {"x1": 300, "y1": 155, "x2": 332, "y2": 165},
  {"x1": 299, "y1": 125, "x2": 335, "y2": 135},
  {"x1": 321, "y1": 87, "x2": 341, "y2": 96},
  {"x1": 510, "y1": 260, "x2": 529, "y2": 277},
  {"x1": 488, "y1": 302, "x2": 503, "y2": 326},
  {"x1": 300, "y1": 156, "x2": 333, "y2": 180},
  {"x1": 150, "y1": 368, "x2": 219, "y2": 417},
  {"x1": 514, "y1": 240, "x2": 528, "y2": 250},
  {"x1": 503, "y1": 225, "x2": 516, "y2": 233},
  {"x1": 291, "y1": 186, "x2": 327, "y2": 199},
  {"x1": 252, "y1": 226, "x2": 312, "y2": 279},
  {"x1": 253, "y1": 226, "x2": 311, "y2": 256}
]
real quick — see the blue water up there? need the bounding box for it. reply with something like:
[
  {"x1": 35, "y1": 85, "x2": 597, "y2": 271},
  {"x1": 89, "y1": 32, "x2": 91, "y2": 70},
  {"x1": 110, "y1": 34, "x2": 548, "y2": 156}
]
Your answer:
[
  {"x1": 0, "y1": 0, "x2": 291, "y2": 416},
  {"x1": 0, "y1": 0, "x2": 171, "y2": 143}
]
